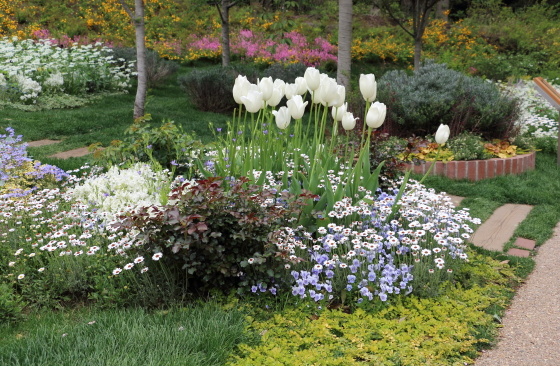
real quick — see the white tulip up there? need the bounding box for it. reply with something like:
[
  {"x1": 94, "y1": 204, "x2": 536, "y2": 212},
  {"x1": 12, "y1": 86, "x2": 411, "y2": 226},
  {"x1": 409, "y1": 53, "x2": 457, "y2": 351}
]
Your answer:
[
  {"x1": 268, "y1": 87, "x2": 284, "y2": 107},
  {"x1": 285, "y1": 83, "x2": 298, "y2": 100},
  {"x1": 331, "y1": 85, "x2": 346, "y2": 108},
  {"x1": 332, "y1": 103, "x2": 348, "y2": 122},
  {"x1": 258, "y1": 77, "x2": 274, "y2": 101},
  {"x1": 341, "y1": 112, "x2": 358, "y2": 130},
  {"x1": 286, "y1": 95, "x2": 308, "y2": 120},
  {"x1": 435, "y1": 124, "x2": 450, "y2": 145},
  {"x1": 295, "y1": 77, "x2": 307, "y2": 95},
  {"x1": 240, "y1": 90, "x2": 263, "y2": 113},
  {"x1": 232, "y1": 75, "x2": 250, "y2": 104},
  {"x1": 273, "y1": 79, "x2": 286, "y2": 94},
  {"x1": 366, "y1": 101, "x2": 386, "y2": 128},
  {"x1": 360, "y1": 74, "x2": 377, "y2": 102},
  {"x1": 319, "y1": 77, "x2": 339, "y2": 106},
  {"x1": 304, "y1": 67, "x2": 321, "y2": 91},
  {"x1": 272, "y1": 106, "x2": 291, "y2": 129}
]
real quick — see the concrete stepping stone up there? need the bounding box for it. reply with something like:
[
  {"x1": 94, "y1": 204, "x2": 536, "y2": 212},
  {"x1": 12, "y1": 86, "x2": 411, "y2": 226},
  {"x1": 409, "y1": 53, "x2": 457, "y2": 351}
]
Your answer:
[
  {"x1": 506, "y1": 248, "x2": 531, "y2": 258},
  {"x1": 49, "y1": 147, "x2": 92, "y2": 159},
  {"x1": 26, "y1": 139, "x2": 61, "y2": 147},
  {"x1": 471, "y1": 204, "x2": 533, "y2": 251}
]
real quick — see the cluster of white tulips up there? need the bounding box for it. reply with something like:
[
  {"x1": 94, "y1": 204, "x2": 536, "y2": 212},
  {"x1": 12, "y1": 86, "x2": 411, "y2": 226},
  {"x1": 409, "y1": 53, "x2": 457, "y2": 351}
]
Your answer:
[{"x1": 232, "y1": 67, "x2": 387, "y2": 133}]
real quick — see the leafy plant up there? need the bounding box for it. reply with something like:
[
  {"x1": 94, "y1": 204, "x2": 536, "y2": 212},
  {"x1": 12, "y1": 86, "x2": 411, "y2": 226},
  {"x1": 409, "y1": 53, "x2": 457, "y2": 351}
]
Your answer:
[
  {"x1": 0, "y1": 283, "x2": 26, "y2": 324},
  {"x1": 114, "y1": 177, "x2": 315, "y2": 295},
  {"x1": 446, "y1": 132, "x2": 492, "y2": 161},
  {"x1": 91, "y1": 118, "x2": 204, "y2": 177}
]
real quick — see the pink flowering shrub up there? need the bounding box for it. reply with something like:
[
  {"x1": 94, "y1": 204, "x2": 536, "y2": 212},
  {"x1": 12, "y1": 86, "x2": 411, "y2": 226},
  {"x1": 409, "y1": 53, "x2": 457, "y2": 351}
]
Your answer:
[
  {"x1": 32, "y1": 29, "x2": 114, "y2": 48},
  {"x1": 185, "y1": 30, "x2": 337, "y2": 66}
]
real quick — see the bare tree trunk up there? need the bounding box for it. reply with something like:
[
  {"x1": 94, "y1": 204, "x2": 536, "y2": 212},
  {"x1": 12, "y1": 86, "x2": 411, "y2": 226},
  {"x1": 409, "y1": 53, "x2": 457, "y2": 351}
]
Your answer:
[
  {"x1": 119, "y1": 0, "x2": 147, "y2": 120},
  {"x1": 414, "y1": 37, "x2": 422, "y2": 71},
  {"x1": 337, "y1": 0, "x2": 352, "y2": 89},
  {"x1": 221, "y1": 0, "x2": 231, "y2": 67},
  {"x1": 436, "y1": 0, "x2": 449, "y2": 21}
]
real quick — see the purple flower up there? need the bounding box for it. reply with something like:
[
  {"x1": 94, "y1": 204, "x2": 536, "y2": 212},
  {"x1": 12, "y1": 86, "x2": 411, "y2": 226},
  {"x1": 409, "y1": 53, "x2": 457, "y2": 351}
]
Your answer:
[
  {"x1": 170, "y1": 160, "x2": 178, "y2": 166},
  {"x1": 216, "y1": 128, "x2": 222, "y2": 132}
]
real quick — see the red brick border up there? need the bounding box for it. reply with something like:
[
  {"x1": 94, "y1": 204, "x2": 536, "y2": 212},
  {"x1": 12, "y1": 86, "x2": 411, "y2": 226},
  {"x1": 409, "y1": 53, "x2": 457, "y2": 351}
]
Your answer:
[{"x1": 402, "y1": 152, "x2": 536, "y2": 181}]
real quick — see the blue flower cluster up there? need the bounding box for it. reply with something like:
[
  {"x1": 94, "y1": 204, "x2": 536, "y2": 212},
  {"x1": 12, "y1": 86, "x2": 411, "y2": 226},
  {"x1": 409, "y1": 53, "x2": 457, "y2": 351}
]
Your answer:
[{"x1": 1, "y1": 127, "x2": 69, "y2": 199}]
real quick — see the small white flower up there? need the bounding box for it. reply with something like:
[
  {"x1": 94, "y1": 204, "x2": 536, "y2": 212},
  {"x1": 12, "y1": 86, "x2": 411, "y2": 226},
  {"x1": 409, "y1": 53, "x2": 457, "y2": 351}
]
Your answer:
[
  {"x1": 18, "y1": 274, "x2": 25, "y2": 280},
  {"x1": 38, "y1": 267, "x2": 45, "y2": 272},
  {"x1": 112, "y1": 268, "x2": 122, "y2": 275},
  {"x1": 134, "y1": 256, "x2": 144, "y2": 264},
  {"x1": 124, "y1": 263, "x2": 134, "y2": 270},
  {"x1": 152, "y1": 253, "x2": 163, "y2": 261}
]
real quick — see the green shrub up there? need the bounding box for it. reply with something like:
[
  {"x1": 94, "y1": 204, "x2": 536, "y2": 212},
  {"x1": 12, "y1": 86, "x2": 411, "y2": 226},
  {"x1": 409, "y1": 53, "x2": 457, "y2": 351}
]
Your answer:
[
  {"x1": 261, "y1": 63, "x2": 308, "y2": 84},
  {"x1": 114, "y1": 177, "x2": 314, "y2": 296},
  {"x1": 178, "y1": 65, "x2": 259, "y2": 113},
  {"x1": 378, "y1": 61, "x2": 521, "y2": 140}
]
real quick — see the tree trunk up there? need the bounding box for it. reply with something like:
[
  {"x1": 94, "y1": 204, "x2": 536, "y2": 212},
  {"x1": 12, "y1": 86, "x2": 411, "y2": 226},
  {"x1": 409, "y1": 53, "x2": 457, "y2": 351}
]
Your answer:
[
  {"x1": 414, "y1": 36, "x2": 422, "y2": 71},
  {"x1": 221, "y1": 0, "x2": 231, "y2": 67},
  {"x1": 118, "y1": 0, "x2": 147, "y2": 120},
  {"x1": 337, "y1": 0, "x2": 352, "y2": 89},
  {"x1": 133, "y1": 0, "x2": 147, "y2": 120}
]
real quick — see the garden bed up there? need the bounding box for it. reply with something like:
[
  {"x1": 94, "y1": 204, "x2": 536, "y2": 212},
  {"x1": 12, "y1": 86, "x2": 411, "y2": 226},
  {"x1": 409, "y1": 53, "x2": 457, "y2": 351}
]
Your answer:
[{"x1": 403, "y1": 151, "x2": 536, "y2": 181}]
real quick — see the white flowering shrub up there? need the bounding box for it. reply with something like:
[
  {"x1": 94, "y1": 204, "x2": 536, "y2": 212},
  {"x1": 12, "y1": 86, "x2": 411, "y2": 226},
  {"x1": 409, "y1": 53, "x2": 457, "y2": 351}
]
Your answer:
[
  {"x1": 69, "y1": 163, "x2": 172, "y2": 218},
  {"x1": 0, "y1": 37, "x2": 136, "y2": 105}
]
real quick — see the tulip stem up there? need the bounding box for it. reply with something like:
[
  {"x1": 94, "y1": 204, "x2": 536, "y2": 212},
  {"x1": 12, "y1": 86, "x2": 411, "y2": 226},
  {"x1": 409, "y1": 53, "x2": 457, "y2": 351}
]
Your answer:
[
  {"x1": 361, "y1": 101, "x2": 370, "y2": 150},
  {"x1": 418, "y1": 145, "x2": 442, "y2": 185}
]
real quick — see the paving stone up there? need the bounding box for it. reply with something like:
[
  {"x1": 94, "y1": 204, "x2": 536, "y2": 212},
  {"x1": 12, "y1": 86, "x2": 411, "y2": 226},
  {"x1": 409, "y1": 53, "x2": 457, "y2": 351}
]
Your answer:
[
  {"x1": 471, "y1": 204, "x2": 533, "y2": 251},
  {"x1": 447, "y1": 195, "x2": 465, "y2": 207},
  {"x1": 49, "y1": 147, "x2": 92, "y2": 159},
  {"x1": 507, "y1": 248, "x2": 531, "y2": 258},
  {"x1": 26, "y1": 139, "x2": 61, "y2": 147},
  {"x1": 514, "y1": 237, "x2": 536, "y2": 250}
]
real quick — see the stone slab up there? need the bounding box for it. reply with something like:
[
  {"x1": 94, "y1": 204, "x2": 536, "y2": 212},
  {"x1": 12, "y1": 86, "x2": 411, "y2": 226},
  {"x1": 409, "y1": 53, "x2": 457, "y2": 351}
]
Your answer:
[
  {"x1": 514, "y1": 237, "x2": 536, "y2": 250},
  {"x1": 507, "y1": 248, "x2": 531, "y2": 258},
  {"x1": 26, "y1": 139, "x2": 61, "y2": 147},
  {"x1": 447, "y1": 195, "x2": 465, "y2": 207},
  {"x1": 471, "y1": 204, "x2": 533, "y2": 251},
  {"x1": 49, "y1": 147, "x2": 92, "y2": 159}
]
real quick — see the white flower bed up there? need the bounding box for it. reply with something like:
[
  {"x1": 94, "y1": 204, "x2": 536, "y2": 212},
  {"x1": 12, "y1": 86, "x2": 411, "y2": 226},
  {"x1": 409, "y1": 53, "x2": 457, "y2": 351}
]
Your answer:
[
  {"x1": 499, "y1": 79, "x2": 559, "y2": 139},
  {"x1": 0, "y1": 37, "x2": 136, "y2": 103}
]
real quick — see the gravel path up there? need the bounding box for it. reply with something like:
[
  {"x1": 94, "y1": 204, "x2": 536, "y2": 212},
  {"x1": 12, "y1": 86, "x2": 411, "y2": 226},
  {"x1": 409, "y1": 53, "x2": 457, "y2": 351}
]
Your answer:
[{"x1": 475, "y1": 221, "x2": 560, "y2": 366}]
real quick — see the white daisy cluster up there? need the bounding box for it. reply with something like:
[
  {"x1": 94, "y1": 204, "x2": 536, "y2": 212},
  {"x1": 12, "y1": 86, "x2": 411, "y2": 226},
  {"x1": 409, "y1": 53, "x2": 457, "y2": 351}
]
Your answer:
[
  {"x1": 0, "y1": 37, "x2": 136, "y2": 103},
  {"x1": 498, "y1": 78, "x2": 559, "y2": 138}
]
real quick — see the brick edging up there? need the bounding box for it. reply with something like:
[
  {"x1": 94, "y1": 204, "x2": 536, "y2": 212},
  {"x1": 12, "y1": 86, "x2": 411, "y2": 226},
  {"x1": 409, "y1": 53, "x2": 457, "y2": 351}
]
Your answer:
[{"x1": 402, "y1": 151, "x2": 536, "y2": 181}]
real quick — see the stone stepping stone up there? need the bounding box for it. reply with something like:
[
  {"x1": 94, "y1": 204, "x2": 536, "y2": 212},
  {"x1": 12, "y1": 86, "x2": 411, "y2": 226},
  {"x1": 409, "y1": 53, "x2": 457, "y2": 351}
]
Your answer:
[
  {"x1": 471, "y1": 204, "x2": 533, "y2": 251},
  {"x1": 514, "y1": 237, "x2": 536, "y2": 250},
  {"x1": 506, "y1": 248, "x2": 531, "y2": 257},
  {"x1": 49, "y1": 147, "x2": 92, "y2": 159},
  {"x1": 447, "y1": 195, "x2": 465, "y2": 207},
  {"x1": 26, "y1": 139, "x2": 61, "y2": 147}
]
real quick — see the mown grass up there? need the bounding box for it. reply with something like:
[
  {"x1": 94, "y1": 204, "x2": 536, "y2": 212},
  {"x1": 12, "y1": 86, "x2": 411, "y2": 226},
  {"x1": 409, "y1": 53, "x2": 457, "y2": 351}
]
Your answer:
[{"x1": 0, "y1": 304, "x2": 252, "y2": 366}]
